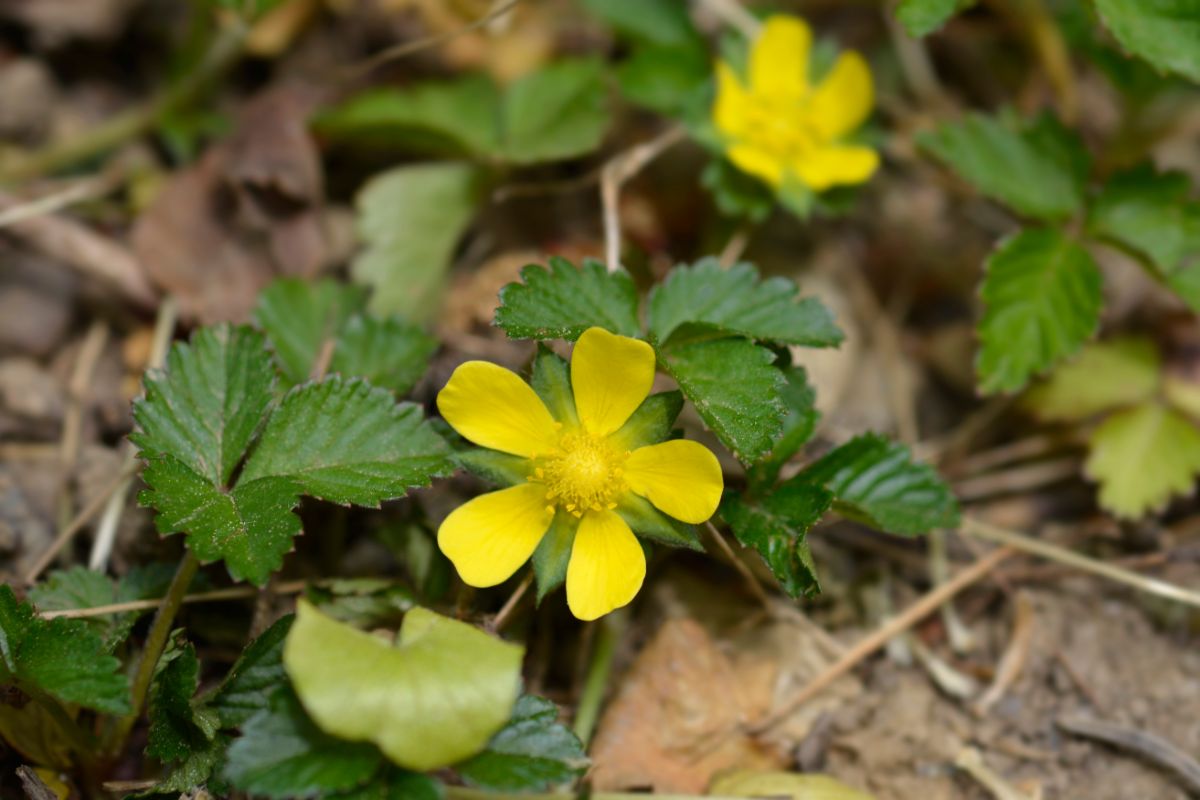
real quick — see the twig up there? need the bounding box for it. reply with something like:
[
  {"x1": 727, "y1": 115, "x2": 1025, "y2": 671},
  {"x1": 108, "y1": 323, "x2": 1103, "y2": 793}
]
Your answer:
[
  {"x1": 600, "y1": 126, "x2": 687, "y2": 272},
  {"x1": 55, "y1": 322, "x2": 109, "y2": 530},
  {"x1": 696, "y1": 0, "x2": 761, "y2": 38},
  {"x1": 959, "y1": 517, "x2": 1200, "y2": 609},
  {"x1": 974, "y1": 591, "x2": 1035, "y2": 715},
  {"x1": 490, "y1": 572, "x2": 533, "y2": 633},
  {"x1": 573, "y1": 610, "x2": 624, "y2": 746},
  {"x1": 955, "y1": 747, "x2": 1038, "y2": 800},
  {"x1": 930, "y1": 528, "x2": 976, "y2": 653},
  {"x1": 883, "y1": 6, "x2": 946, "y2": 107},
  {"x1": 954, "y1": 456, "x2": 1080, "y2": 502},
  {"x1": 718, "y1": 223, "x2": 754, "y2": 267},
  {"x1": 1057, "y1": 716, "x2": 1200, "y2": 796},
  {"x1": 749, "y1": 546, "x2": 1014, "y2": 734},
  {"x1": 38, "y1": 579, "x2": 311, "y2": 619},
  {"x1": 0, "y1": 175, "x2": 116, "y2": 227},
  {"x1": 704, "y1": 520, "x2": 774, "y2": 609}
]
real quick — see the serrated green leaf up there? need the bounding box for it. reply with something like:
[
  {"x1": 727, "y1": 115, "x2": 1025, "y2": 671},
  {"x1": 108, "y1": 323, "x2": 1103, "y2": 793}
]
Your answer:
[
  {"x1": 721, "y1": 481, "x2": 832, "y2": 598},
  {"x1": 578, "y1": 0, "x2": 699, "y2": 45},
  {"x1": 1085, "y1": 401, "x2": 1200, "y2": 518},
  {"x1": 141, "y1": 734, "x2": 231, "y2": 797},
  {"x1": 1023, "y1": 337, "x2": 1160, "y2": 422},
  {"x1": 456, "y1": 695, "x2": 587, "y2": 791},
  {"x1": 615, "y1": 491, "x2": 701, "y2": 550},
  {"x1": 210, "y1": 615, "x2": 293, "y2": 729},
  {"x1": 224, "y1": 688, "x2": 383, "y2": 800},
  {"x1": 148, "y1": 638, "x2": 217, "y2": 764},
  {"x1": 352, "y1": 162, "x2": 482, "y2": 323},
  {"x1": 748, "y1": 366, "x2": 820, "y2": 490},
  {"x1": 896, "y1": 0, "x2": 975, "y2": 37},
  {"x1": 917, "y1": 111, "x2": 1089, "y2": 220},
  {"x1": 530, "y1": 346, "x2": 579, "y2": 426},
  {"x1": 800, "y1": 434, "x2": 959, "y2": 535},
  {"x1": 254, "y1": 279, "x2": 367, "y2": 386},
  {"x1": 303, "y1": 579, "x2": 416, "y2": 630},
  {"x1": 658, "y1": 337, "x2": 785, "y2": 463},
  {"x1": 132, "y1": 324, "x2": 276, "y2": 487},
  {"x1": 1094, "y1": 0, "x2": 1200, "y2": 82},
  {"x1": 531, "y1": 514, "x2": 576, "y2": 603},
  {"x1": 331, "y1": 316, "x2": 437, "y2": 396},
  {"x1": 976, "y1": 228, "x2": 1103, "y2": 394},
  {"x1": 284, "y1": 603, "x2": 524, "y2": 771},
  {"x1": 648, "y1": 259, "x2": 842, "y2": 347},
  {"x1": 616, "y1": 44, "x2": 710, "y2": 115},
  {"x1": 609, "y1": 391, "x2": 684, "y2": 451},
  {"x1": 502, "y1": 58, "x2": 610, "y2": 164},
  {"x1": 30, "y1": 566, "x2": 168, "y2": 652},
  {"x1": 240, "y1": 377, "x2": 452, "y2": 507},
  {"x1": 333, "y1": 768, "x2": 443, "y2": 800},
  {"x1": 0, "y1": 586, "x2": 130, "y2": 714},
  {"x1": 495, "y1": 257, "x2": 642, "y2": 341}
]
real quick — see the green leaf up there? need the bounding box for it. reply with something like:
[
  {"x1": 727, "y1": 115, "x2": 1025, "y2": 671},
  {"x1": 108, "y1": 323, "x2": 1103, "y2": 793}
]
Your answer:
[
  {"x1": 1094, "y1": 0, "x2": 1200, "y2": 82},
  {"x1": 331, "y1": 315, "x2": 437, "y2": 396},
  {"x1": 30, "y1": 565, "x2": 171, "y2": 652},
  {"x1": 917, "y1": 111, "x2": 1090, "y2": 220},
  {"x1": 1086, "y1": 401, "x2": 1200, "y2": 517},
  {"x1": 711, "y1": 768, "x2": 875, "y2": 800},
  {"x1": 148, "y1": 638, "x2": 218, "y2": 763},
  {"x1": 495, "y1": 257, "x2": 642, "y2": 341},
  {"x1": 748, "y1": 366, "x2": 820, "y2": 490},
  {"x1": 254, "y1": 279, "x2": 366, "y2": 387},
  {"x1": 648, "y1": 259, "x2": 842, "y2": 347},
  {"x1": 578, "y1": 0, "x2": 699, "y2": 45},
  {"x1": 896, "y1": 0, "x2": 976, "y2": 37},
  {"x1": 334, "y1": 768, "x2": 443, "y2": 800},
  {"x1": 240, "y1": 377, "x2": 452, "y2": 507},
  {"x1": 284, "y1": 603, "x2": 524, "y2": 771},
  {"x1": 701, "y1": 158, "x2": 775, "y2": 223},
  {"x1": 352, "y1": 162, "x2": 482, "y2": 323},
  {"x1": 456, "y1": 695, "x2": 588, "y2": 791},
  {"x1": 800, "y1": 434, "x2": 959, "y2": 535},
  {"x1": 657, "y1": 337, "x2": 785, "y2": 463},
  {"x1": 132, "y1": 324, "x2": 276, "y2": 487},
  {"x1": 616, "y1": 44, "x2": 710, "y2": 115},
  {"x1": 1023, "y1": 337, "x2": 1161, "y2": 422},
  {"x1": 302, "y1": 579, "x2": 416, "y2": 630},
  {"x1": 143, "y1": 734, "x2": 231, "y2": 797},
  {"x1": 224, "y1": 688, "x2": 383, "y2": 800},
  {"x1": 0, "y1": 586, "x2": 130, "y2": 714},
  {"x1": 210, "y1": 615, "x2": 294, "y2": 729},
  {"x1": 531, "y1": 514, "x2": 576, "y2": 603},
  {"x1": 721, "y1": 481, "x2": 833, "y2": 598},
  {"x1": 502, "y1": 58, "x2": 610, "y2": 164},
  {"x1": 976, "y1": 228, "x2": 1103, "y2": 394}
]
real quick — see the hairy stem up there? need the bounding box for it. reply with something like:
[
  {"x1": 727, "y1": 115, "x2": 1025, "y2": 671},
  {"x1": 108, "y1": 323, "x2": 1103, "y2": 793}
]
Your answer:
[{"x1": 572, "y1": 610, "x2": 623, "y2": 746}]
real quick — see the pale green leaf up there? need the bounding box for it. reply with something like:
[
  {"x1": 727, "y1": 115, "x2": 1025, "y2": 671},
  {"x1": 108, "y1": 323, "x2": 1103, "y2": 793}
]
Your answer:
[
  {"x1": 254, "y1": 279, "x2": 366, "y2": 386},
  {"x1": 1024, "y1": 337, "x2": 1160, "y2": 422},
  {"x1": 721, "y1": 480, "x2": 833, "y2": 598},
  {"x1": 1094, "y1": 0, "x2": 1200, "y2": 82},
  {"x1": 502, "y1": 58, "x2": 610, "y2": 164},
  {"x1": 711, "y1": 768, "x2": 876, "y2": 800},
  {"x1": 456, "y1": 695, "x2": 588, "y2": 791},
  {"x1": 284, "y1": 602, "x2": 524, "y2": 771},
  {"x1": 1086, "y1": 402, "x2": 1200, "y2": 517},
  {"x1": 495, "y1": 257, "x2": 642, "y2": 341},
  {"x1": 976, "y1": 228, "x2": 1103, "y2": 394},
  {"x1": 896, "y1": 0, "x2": 976, "y2": 37}
]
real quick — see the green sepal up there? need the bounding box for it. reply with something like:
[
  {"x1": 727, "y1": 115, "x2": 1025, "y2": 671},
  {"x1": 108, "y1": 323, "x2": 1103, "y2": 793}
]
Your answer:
[
  {"x1": 530, "y1": 345, "x2": 578, "y2": 427},
  {"x1": 532, "y1": 513, "x2": 578, "y2": 603},
  {"x1": 616, "y1": 493, "x2": 702, "y2": 551},
  {"x1": 455, "y1": 449, "x2": 531, "y2": 488},
  {"x1": 609, "y1": 391, "x2": 684, "y2": 451}
]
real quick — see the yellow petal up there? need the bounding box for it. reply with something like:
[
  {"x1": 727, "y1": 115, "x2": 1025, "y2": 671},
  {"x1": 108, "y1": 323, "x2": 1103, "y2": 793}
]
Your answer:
[
  {"x1": 714, "y1": 61, "x2": 753, "y2": 139},
  {"x1": 438, "y1": 361, "x2": 560, "y2": 457},
  {"x1": 728, "y1": 143, "x2": 786, "y2": 188},
  {"x1": 566, "y1": 510, "x2": 646, "y2": 621},
  {"x1": 437, "y1": 483, "x2": 551, "y2": 587},
  {"x1": 624, "y1": 440, "x2": 723, "y2": 524},
  {"x1": 571, "y1": 327, "x2": 656, "y2": 438},
  {"x1": 750, "y1": 15, "x2": 812, "y2": 99},
  {"x1": 810, "y1": 51, "x2": 874, "y2": 140},
  {"x1": 792, "y1": 144, "x2": 880, "y2": 191}
]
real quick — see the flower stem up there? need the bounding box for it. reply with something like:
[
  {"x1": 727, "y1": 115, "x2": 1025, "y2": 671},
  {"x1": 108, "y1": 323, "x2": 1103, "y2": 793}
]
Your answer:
[{"x1": 571, "y1": 610, "x2": 624, "y2": 746}]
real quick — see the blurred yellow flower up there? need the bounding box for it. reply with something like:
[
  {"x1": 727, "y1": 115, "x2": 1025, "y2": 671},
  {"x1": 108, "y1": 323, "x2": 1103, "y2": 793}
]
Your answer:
[
  {"x1": 713, "y1": 15, "x2": 879, "y2": 192},
  {"x1": 436, "y1": 327, "x2": 723, "y2": 620}
]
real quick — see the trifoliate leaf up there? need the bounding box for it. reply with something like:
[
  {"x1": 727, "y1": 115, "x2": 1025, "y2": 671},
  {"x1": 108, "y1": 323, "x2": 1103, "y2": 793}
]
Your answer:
[
  {"x1": 254, "y1": 279, "x2": 367, "y2": 386},
  {"x1": 800, "y1": 434, "x2": 959, "y2": 535},
  {"x1": 657, "y1": 337, "x2": 785, "y2": 464},
  {"x1": 721, "y1": 480, "x2": 833, "y2": 598},
  {"x1": 647, "y1": 259, "x2": 843, "y2": 347},
  {"x1": 1023, "y1": 337, "x2": 1160, "y2": 422},
  {"x1": 748, "y1": 366, "x2": 820, "y2": 490},
  {"x1": 1085, "y1": 401, "x2": 1200, "y2": 518},
  {"x1": 209, "y1": 615, "x2": 293, "y2": 729},
  {"x1": 239, "y1": 377, "x2": 452, "y2": 507},
  {"x1": 223, "y1": 688, "x2": 384, "y2": 800},
  {"x1": 132, "y1": 324, "x2": 276, "y2": 487},
  {"x1": 456, "y1": 695, "x2": 588, "y2": 791},
  {"x1": 331, "y1": 316, "x2": 437, "y2": 396},
  {"x1": 495, "y1": 257, "x2": 642, "y2": 341},
  {"x1": 352, "y1": 162, "x2": 482, "y2": 323},
  {"x1": 532, "y1": 514, "x2": 576, "y2": 603},
  {"x1": 0, "y1": 585, "x2": 130, "y2": 714},
  {"x1": 1094, "y1": 0, "x2": 1200, "y2": 82},
  {"x1": 283, "y1": 603, "x2": 524, "y2": 772},
  {"x1": 148, "y1": 639, "x2": 218, "y2": 763},
  {"x1": 29, "y1": 565, "x2": 171, "y2": 652},
  {"x1": 976, "y1": 228, "x2": 1103, "y2": 394},
  {"x1": 711, "y1": 768, "x2": 875, "y2": 800},
  {"x1": 896, "y1": 0, "x2": 975, "y2": 37},
  {"x1": 917, "y1": 111, "x2": 1090, "y2": 220},
  {"x1": 502, "y1": 58, "x2": 610, "y2": 164}
]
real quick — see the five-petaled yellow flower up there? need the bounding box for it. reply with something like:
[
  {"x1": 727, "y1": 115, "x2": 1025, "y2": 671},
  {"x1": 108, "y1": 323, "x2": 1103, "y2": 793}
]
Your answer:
[
  {"x1": 437, "y1": 327, "x2": 724, "y2": 620},
  {"x1": 714, "y1": 15, "x2": 879, "y2": 193}
]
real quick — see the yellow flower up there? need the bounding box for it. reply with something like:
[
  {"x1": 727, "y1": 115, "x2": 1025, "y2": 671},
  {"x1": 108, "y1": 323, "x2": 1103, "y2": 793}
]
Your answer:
[
  {"x1": 713, "y1": 15, "x2": 879, "y2": 192},
  {"x1": 436, "y1": 327, "x2": 724, "y2": 620}
]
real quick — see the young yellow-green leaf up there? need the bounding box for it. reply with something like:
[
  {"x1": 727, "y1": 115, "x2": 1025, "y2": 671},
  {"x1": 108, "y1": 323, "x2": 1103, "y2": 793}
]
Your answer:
[
  {"x1": 456, "y1": 695, "x2": 588, "y2": 791},
  {"x1": 0, "y1": 586, "x2": 130, "y2": 714},
  {"x1": 132, "y1": 324, "x2": 276, "y2": 487},
  {"x1": 223, "y1": 688, "x2": 384, "y2": 799},
  {"x1": 352, "y1": 162, "x2": 482, "y2": 323},
  {"x1": 1085, "y1": 402, "x2": 1200, "y2": 518},
  {"x1": 800, "y1": 434, "x2": 959, "y2": 535},
  {"x1": 1094, "y1": 0, "x2": 1200, "y2": 82},
  {"x1": 239, "y1": 377, "x2": 452, "y2": 507},
  {"x1": 209, "y1": 615, "x2": 293, "y2": 729},
  {"x1": 284, "y1": 602, "x2": 524, "y2": 771},
  {"x1": 254, "y1": 279, "x2": 367, "y2": 386},
  {"x1": 147, "y1": 639, "x2": 218, "y2": 764},
  {"x1": 976, "y1": 229, "x2": 1103, "y2": 394},
  {"x1": 1023, "y1": 337, "x2": 1160, "y2": 422},
  {"x1": 647, "y1": 259, "x2": 843, "y2": 347},
  {"x1": 1166, "y1": 374, "x2": 1200, "y2": 421},
  {"x1": 711, "y1": 769, "x2": 875, "y2": 800},
  {"x1": 917, "y1": 111, "x2": 1090, "y2": 220},
  {"x1": 331, "y1": 316, "x2": 437, "y2": 396},
  {"x1": 721, "y1": 480, "x2": 833, "y2": 598},
  {"x1": 502, "y1": 58, "x2": 610, "y2": 164},
  {"x1": 896, "y1": 0, "x2": 975, "y2": 37},
  {"x1": 495, "y1": 257, "x2": 642, "y2": 341},
  {"x1": 657, "y1": 337, "x2": 786, "y2": 464}
]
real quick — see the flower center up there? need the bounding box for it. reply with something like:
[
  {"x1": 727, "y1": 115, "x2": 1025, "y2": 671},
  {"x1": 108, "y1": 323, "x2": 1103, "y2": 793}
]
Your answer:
[
  {"x1": 744, "y1": 94, "x2": 823, "y2": 160},
  {"x1": 533, "y1": 432, "x2": 628, "y2": 517}
]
